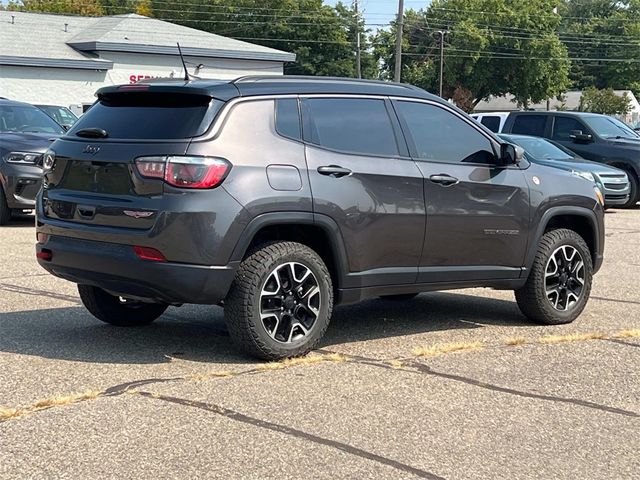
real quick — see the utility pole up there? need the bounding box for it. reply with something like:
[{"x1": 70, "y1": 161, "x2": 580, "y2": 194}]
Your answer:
[
  {"x1": 394, "y1": 0, "x2": 404, "y2": 82},
  {"x1": 354, "y1": 0, "x2": 362, "y2": 78},
  {"x1": 436, "y1": 30, "x2": 447, "y2": 98}
]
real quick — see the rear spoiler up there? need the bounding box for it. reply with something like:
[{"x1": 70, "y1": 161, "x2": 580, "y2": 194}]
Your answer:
[{"x1": 96, "y1": 82, "x2": 239, "y2": 101}]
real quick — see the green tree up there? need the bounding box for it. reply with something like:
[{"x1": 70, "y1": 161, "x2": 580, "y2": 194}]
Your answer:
[
  {"x1": 559, "y1": 1, "x2": 640, "y2": 92},
  {"x1": 148, "y1": 0, "x2": 370, "y2": 77},
  {"x1": 373, "y1": 0, "x2": 571, "y2": 111},
  {"x1": 6, "y1": 0, "x2": 104, "y2": 15},
  {"x1": 579, "y1": 87, "x2": 631, "y2": 115}
]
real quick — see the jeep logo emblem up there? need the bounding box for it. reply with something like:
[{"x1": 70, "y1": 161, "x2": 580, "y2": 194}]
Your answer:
[{"x1": 83, "y1": 145, "x2": 100, "y2": 155}]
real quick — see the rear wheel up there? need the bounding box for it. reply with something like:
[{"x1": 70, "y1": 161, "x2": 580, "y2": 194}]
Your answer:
[
  {"x1": 515, "y1": 229, "x2": 593, "y2": 325},
  {"x1": 620, "y1": 170, "x2": 638, "y2": 209},
  {"x1": 78, "y1": 285, "x2": 168, "y2": 326},
  {"x1": 225, "y1": 241, "x2": 333, "y2": 360},
  {"x1": 0, "y1": 185, "x2": 10, "y2": 226}
]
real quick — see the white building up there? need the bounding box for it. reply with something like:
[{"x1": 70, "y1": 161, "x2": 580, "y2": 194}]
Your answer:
[
  {"x1": 0, "y1": 11, "x2": 295, "y2": 114},
  {"x1": 474, "y1": 90, "x2": 640, "y2": 124}
]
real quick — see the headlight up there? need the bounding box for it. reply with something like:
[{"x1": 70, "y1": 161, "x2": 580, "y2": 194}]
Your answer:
[
  {"x1": 594, "y1": 186, "x2": 605, "y2": 206},
  {"x1": 5, "y1": 152, "x2": 41, "y2": 164},
  {"x1": 571, "y1": 170, "x2": 595, "y2": 183}
]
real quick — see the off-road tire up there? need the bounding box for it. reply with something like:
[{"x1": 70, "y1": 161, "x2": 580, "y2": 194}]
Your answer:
[
  {"x1": 620, "y1": 170, "x2": 638, "y2": 209},
  {"x1": 224, "y1": 241, "x2": 333, "y2": 360},
  {"x1": 78, "y1": 285, "x2": 168, "y2": 326},
  {"x1": 515, "y1": 228, "x2": 593, "y2": 325},
  {"x1": 380, "y1": 293, "x2": 419, "y2": 301},
  {"x1": 0, "y1": 185, "x2": 11, "y2": 226}
]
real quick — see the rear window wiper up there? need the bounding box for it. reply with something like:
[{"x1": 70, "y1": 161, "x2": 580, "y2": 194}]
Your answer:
[{"x1": 75, "y1": 128, "x2": 108, "y2": 138}]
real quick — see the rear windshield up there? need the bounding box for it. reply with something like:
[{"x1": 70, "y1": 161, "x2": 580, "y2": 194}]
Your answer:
[{"x1": 68, "y1": 93, "x2": 221, "y2": 140}]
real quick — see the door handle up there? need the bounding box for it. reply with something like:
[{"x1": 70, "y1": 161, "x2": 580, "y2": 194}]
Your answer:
[
  {"x1": 317, "y1": 165, "x2": 352, "y2": 178},
  {"x1": 429, "y1": 174, "x2": 459, "y2": 186}
]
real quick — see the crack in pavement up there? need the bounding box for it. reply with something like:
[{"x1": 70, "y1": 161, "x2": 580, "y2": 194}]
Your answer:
[
  {"x1": 136, "y1": 391, "x2": 444, "y2": 480},
  {"x1": 317, "y1": 350, "x2": 639, "y2": 418},
  {"x1": 591, "y1": 295, "x2": 640, "y2": 306},
  {"x1": 0, "y1": 283, "x2": 81, "y2": 305},
  {"x1": 606, "y1": 338, "x2": 640, "y2": 349}
]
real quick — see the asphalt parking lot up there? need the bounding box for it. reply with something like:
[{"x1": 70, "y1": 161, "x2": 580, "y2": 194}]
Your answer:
[{"x1": 1, "y1": 210, "x2": 638, "y2": 480}]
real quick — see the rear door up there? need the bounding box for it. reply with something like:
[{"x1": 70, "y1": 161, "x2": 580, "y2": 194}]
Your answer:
[
  {"x1": 392, "y1": 99, "x2": 530, "y2": 283},
  {"x1": 301, "y1": 96, "x2": 425, "y2": 287}
]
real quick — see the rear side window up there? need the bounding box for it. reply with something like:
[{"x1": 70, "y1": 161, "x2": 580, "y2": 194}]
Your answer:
[
  {"x1": 552, "y1": 116, "x2": 586, "y2": 140},
  {"x1": 303, "y1": 98, "x2": 399, "y2": 156},
  {"x1": 480, "y1": 116, "x2": 501, "y2": 132},
  {"x1": 68, "y1": 93, "x2": 221, "y2": 139},
  {"x1": 275, "y1": 98, "x2": 301, "y2": 141},
  {"x1": 511, "y1": 115, "x2": 547, "y2": 137}
]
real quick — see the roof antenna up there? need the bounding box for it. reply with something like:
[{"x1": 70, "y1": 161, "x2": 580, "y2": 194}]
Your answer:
[{"x1": 176, "y1": 42, "x2": 190, "y2": 81}]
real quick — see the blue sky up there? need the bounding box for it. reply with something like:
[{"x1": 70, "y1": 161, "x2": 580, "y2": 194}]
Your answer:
[{"x1": 325, "y1": 0, "x2": 431, "y2": 30}]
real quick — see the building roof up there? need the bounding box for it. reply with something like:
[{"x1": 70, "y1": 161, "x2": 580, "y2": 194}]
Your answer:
[
  {"x1": 0, "y1": 11, "x2": 295, "y2": 71},
  {"x1": 475, "y1": 90, "x2": 640, "y2": 113}
]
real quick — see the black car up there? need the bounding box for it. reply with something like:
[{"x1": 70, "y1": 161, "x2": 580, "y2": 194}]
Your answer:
[
  {"x1": 502, "y1": 111, "x2": 640, "y2": 207},
  {"x1": 36, "y1": 76, "x2": 604, "y2": 359},
  {"x1": 0, "y1": 99, "x2": 64, "y2": 224},
  {"x1": 34, "y1": 104, "x2": 79, "y2": 131}
]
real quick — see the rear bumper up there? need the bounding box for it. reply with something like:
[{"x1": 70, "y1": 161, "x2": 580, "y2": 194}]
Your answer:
[{"x1": 36, "y1": 235, "x2": 237, "y2": 304}]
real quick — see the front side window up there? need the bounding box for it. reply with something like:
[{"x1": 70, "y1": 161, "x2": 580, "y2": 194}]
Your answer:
[
  {"x1": 511, "y1": 115, "x2": 547, "y2": 137},
  {"x1": 303, "y1": 98, "x2": 399, "y2": 156},
  {"x1": 395, "y1": 101, "x2": 495, "y2": 164},
  {"x1": 552, "y1": 116, "x2": 586, "y2": 141}
]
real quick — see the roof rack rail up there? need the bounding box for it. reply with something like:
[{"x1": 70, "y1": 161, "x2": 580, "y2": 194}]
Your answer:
[{"x1": 232, "y1": 75, "x2": 417, "y2": 91}]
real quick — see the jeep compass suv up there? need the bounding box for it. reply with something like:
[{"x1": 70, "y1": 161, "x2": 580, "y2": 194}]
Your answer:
[{"x1": 36, "y1": 76, "x2": 605, "y2": 359}]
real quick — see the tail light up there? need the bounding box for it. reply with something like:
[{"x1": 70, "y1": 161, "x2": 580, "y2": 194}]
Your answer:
[{"x1": 135, "y1": 156, "x2": 231, "y2": 189}]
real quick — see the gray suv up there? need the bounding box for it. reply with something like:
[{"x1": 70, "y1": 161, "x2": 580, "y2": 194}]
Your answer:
[{"x1": 36, "y1": 76, "x2": 605, "y2": 359}]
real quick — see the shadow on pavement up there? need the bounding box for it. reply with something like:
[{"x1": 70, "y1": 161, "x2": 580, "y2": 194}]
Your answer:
[
  {"x1": 0, "y1": 292, "x2": 529, "y2": 365},
  {"x1": 6, "y1": 214, "x2": 35, "y2": 227}
]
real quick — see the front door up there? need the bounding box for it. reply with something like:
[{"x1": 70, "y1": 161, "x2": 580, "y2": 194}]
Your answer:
[
  {"x1": 301, "y1": 96, "x2": 426, "y2": 287},
  {"x1": 392, "y1": 100, "x2": 531, "y2": 283}
]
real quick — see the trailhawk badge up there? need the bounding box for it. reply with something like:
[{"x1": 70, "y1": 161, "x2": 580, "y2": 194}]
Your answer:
[{"x1": 123, "y1": 210, "x2": 154, "y2": 219}]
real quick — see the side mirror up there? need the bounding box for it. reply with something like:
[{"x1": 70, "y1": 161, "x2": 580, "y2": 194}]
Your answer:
[
  {"x1": 570, "y1": 129, "x2": 592, "y2": 143},
  {"x1": 499, "y1": 143, "x2": 524, "y2": 166}
]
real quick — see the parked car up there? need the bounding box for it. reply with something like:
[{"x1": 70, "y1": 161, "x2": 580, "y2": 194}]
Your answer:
[
  {"x1": 499, "y1": 133, "x2": 630, "y2": 208},
  {"x1": 470, "y1": 112, "x2": 511, "y2": 133},
  {"x1": 34, "y1": 104, "x2": 79, "y2": 130},
  {"x1": 501, "y1": 111, "x2": 640, "y2": 207},
  {"x1": 36, "y1": 76, "x2": 604, "y2": 359},
  {"x1": 0, "y1": 99, "x2": 64, "y2": 224}
]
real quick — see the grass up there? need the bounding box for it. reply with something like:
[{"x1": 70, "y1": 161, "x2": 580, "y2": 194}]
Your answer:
[
  {"x1": 413, "y1": 341, "x2": 485, "y2": 358},
  {"x1": 387, "y1": 359, "x2": 404, "y2": 369},
  {"x1": 189, "y1": 371, "x2": 234, "y2": 381},
  {"x1": 538, "y1": 332, "x2": 606, "y2": 344},
  {"x1": 504, "y1": 337, "x2": 527, "y2": 346},
  {"x1": 256, "y1": 352, "x2": 347, "y2": 371},
  {"x1": 615, "y1": 329, "x2": 640, "y2": 338},
  {"x1": 0, "y1": 389, "x2": 100, "y2": 422}
]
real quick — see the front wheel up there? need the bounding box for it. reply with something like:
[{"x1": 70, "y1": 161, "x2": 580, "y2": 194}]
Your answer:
[
  {"x1": 515, "y1": 229, "x2": 593, "y2": 325},
  {"x1": 224, "y1": 241, "x2": 334, "y2": 360},
  {"x1": 620, "y1": 171, "x2": 638, "y2": 209},
  {"x1": 78, "y1": 285, "x2": 168, "y2": 326}
]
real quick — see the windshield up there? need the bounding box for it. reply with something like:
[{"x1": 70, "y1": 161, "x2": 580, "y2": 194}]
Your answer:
[
  {"x1": 584, "y1": 116, "x2": 639, "y2": 139},
  {"x1": 0, "y1": 105, "x2": 65, "y2": 134},
  {"x1": 504, "y1": 136, "x2": 573, "y2": 160}
]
